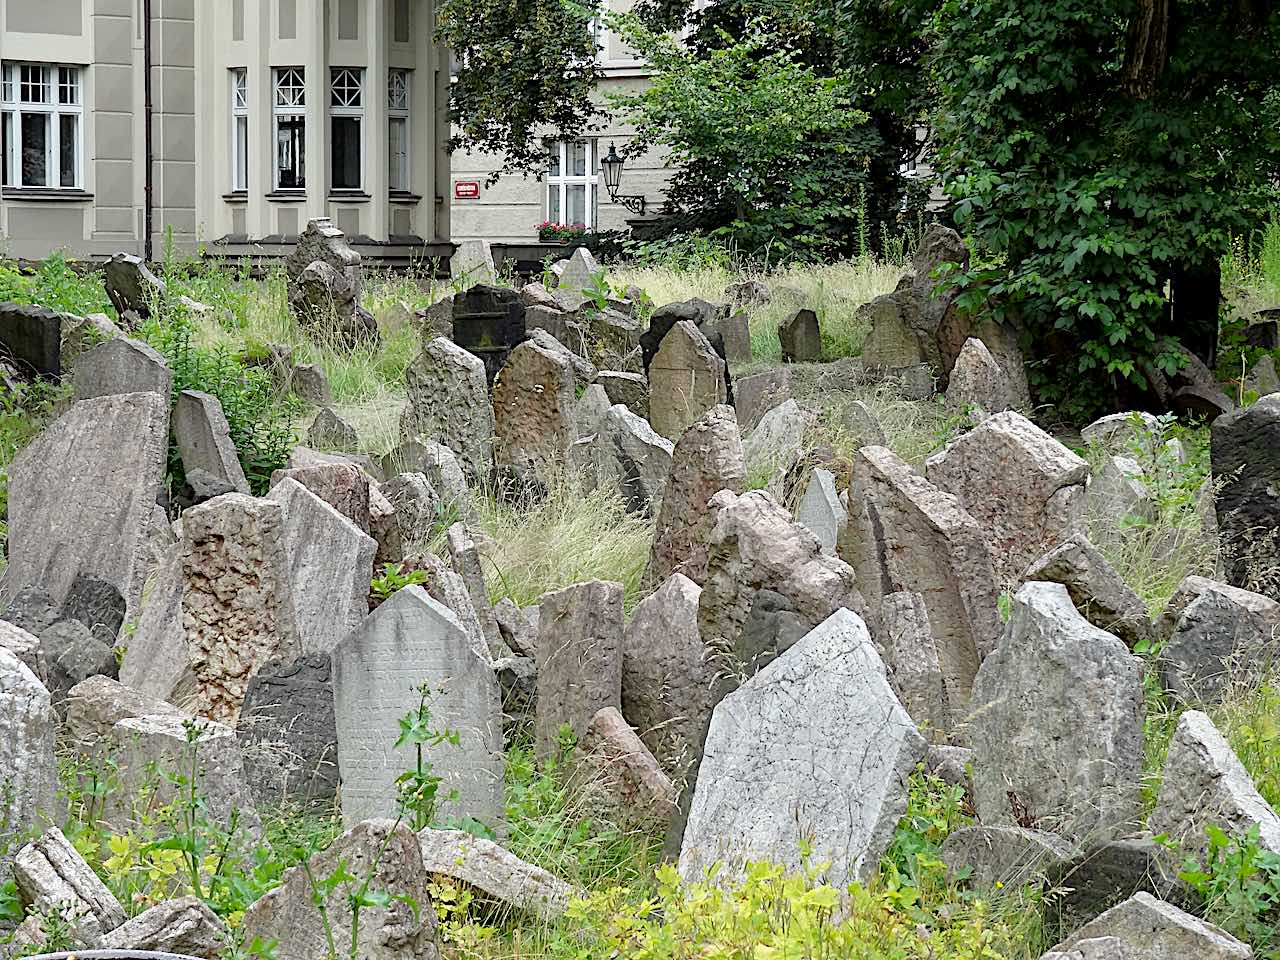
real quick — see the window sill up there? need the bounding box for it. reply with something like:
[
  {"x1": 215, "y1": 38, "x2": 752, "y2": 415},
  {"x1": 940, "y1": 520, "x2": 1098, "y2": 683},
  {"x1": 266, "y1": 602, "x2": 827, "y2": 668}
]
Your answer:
[
  {"x1": 222, "y1": 192, "x2": 249, "y2": 203},
  {"x1": 3, "y1": 188, "x2": 93, "y2": 202},
  {"x1": 265, "y1": 190, "x2": 307, "y2": 201},
  {"x1": 328, "y1": 191, "x2": 371, "y2": 201},
  {"x1": 390, "y1": 191, "x2": 423, "y2": 204}
]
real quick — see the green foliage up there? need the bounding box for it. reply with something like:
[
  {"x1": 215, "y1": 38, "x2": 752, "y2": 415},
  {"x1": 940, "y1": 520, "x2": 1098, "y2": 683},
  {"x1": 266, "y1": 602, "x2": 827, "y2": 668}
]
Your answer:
[
  {"x1": 930, "y1": 0, "x2": 1280, "y2": 415},
  {"x1": 0, "y1": 253, "x2": 112, "y2": 316},
  {"x1": 609, "y1": 15, "x2": 877, "y2": 262},
  {"x1": 394, "y1": 682, "x2": 463, "y2": 831},
  {"x1": 1175, "y1": 824, "x2": 1280, "y2": 958},
  {"x1": 436, "y1": 0, "x2": 601, "y2": 176},
  {"x1": 139, "y1": 307, "x2": 299, "y2": 495},
  {"x1": 369, "y1": 563, "x2": 429, "y2": 604}
]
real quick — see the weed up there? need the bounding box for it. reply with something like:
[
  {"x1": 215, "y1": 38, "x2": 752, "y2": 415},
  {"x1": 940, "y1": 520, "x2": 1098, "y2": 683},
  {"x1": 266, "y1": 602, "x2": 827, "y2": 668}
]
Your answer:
[{"x1": 1175, "y1": 825, "x2": 1280, "y2": 958}]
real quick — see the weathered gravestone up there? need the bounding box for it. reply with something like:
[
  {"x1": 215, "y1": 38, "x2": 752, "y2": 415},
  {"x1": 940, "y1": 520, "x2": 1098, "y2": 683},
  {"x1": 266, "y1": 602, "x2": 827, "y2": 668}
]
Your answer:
[
  {"x1": 0, "y1": 648, "x2": 61, "y2": 852},
  {"x1": 588, "y1": 404, "x2": 674, "y2": 518},
  {"x1": 733, "y1": 367, "x2": 792, "y2": 431},
  {"x1": 382, "y1": 472, "x2": 441, "y2": 559},
  {"x1": 573, "y1": 706, "x2": 678, "y2": 832},
  {"x1": 1159, "y1": 580, "x2": 1280, "y2": 703},
  {"x1": 1024, "y1": 536, "x2": 1154, "y2": 649},
  {"x1": 925, "y1": 411, "x2": 1088, "y2": 587},
  {"x1": 63, "y1": 675, "x2": 183, "y2": 756},
  {"x1": 271, "y1": 460, "x2": 373, "y2": 533},
  {"x1": 1045, "y1": 892, "x2": 1252, "y2": 960},
  {"x1": 451, "y1": 283, "x2": 528, "y2": 385},
  {"x1": 238, "y1": 654, "x2": 340, "y2": 808},
  {"x1": 621, "y1": 572, "x2": 714, "y2": 776},
  {"x1": 648, "y1": 321, "x2": 728, "y2": 442},
  {"x1": 267, "y1": 477, "x2": 376, "y2": 655},
  {"x1": 181, "y1": 494, "x2": 299, "y2": 724},
  {"x1": 639, "y1": 301, "x2": 735, "y2": 404},
  {"x1": 844, "y1": 445, "x2": 1002, "y2": 731},
  {"x1": 880, "y1": 591, "x2": 948, "y2": 744},
  {"x1": 451, "y1": 237, "x2": 497, "y2": 283},
  {"x1": 1, "y1": 392, "x2": 168, "y2": 620},
  {"x1": 743, "y1": 398, "x2": 809, "y2": 480},
  {"x1": 969, "y1": 582, "x2": 1145, "y2": 845},
  {"x1": 104, "y1": 252, "x2": 166, "y2": 324},
  {"x1": 116, "y1": 546, "x2": 190, "y2": 704},
  {"x1": 306, "y1": 406, "x2": 359, "y2": 451},
  {"x1": 648, "y1": 405, "x2": 746, "y2": 586},
  {"x1": 778, "y1": 308, "x2": 821, "y2": 362},
  {"x1": 174, "y1": 389, "x2": 250, "y2": 495},
  {"x1": 1212, "y1": 395, "x2": 1280, "y2": 598},
  {"x1": 400, "y1": 336, "x2": 495, "y2": 481},
  {"x1": 447, "y1": 522, "x2": 503, "y2": 657},
  {"x1": 946, "y1": 337, "x2": 1015, "y2": 416},
  {"x1": 795, "y1": 467, "x2": 846, "y2": 553},
  {"x1": 493, "y1": 339, "x2": 576, "y2": 482},
  {"x1": 535, "y1": 580, "x2": 624, "y2": 760},
  {"x1": 100, "y1": 895, "x2": 227, "y2": 955},
  {"x1": 72, "y1": 336, "x2": 173, "y2": 402},
  {"x1": 0, "y1": 302, "x2": 68, "y2": 380},
  {"x1": 285, "y1": 218, "x2": 377, "y2": 346},
  {"x1": 332, "y1": 586, "x2": 504, "y2": 830},
  {"x1": 678, "y1": 608, "x2": 924, "y2": 889},
  {"x1": 595, "y1": 370, "x2": 649, "y2": 418},
  {"x1": 417, "y1": 828, "x2": 576, "y2": 921}
]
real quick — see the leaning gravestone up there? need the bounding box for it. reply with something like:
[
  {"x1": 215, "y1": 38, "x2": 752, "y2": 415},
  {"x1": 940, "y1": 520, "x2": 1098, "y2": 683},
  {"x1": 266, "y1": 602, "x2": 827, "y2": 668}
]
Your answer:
[
  {"x1": 589, "y1": 404, "x2": 675, "y2": 518},
  {"x1": 181, "y1": 494, "x2": 300, "y2": 724},
  {"x1": 795, "y1": 467, "x2": 846, "y2": 553},
  {"x1": 285, "y1": 218, "x2": 377, "y2": 346},
  {"x1": 969, "y1": 581, "x2": 1145, "y2": 845},
  {"x1": 925, "y1": 411, "x2": 1088, "y2": 587},
  {"x1": 1212, "y1": 395, "x2": 1280, "y2": 597},
  {"x1": 400, "y1": 336, "x2": 495, "y2": 482},
  {"x1": 778, "y1": 308, "x2": 821, "y2": 362},
  {"x1": 845, "y1": 445, "x2": 1002, "y2": 731},
  {"x1": 0, "y1": 302, "x2": 68, "y2": 380},
  {"x1": 1159, "y1": 581, "x2": 1280, "y2": 704},
  {"x1": 535, "y1": 580, "x2": 624, "y2": 760},
  {"x1": 238, "y1": 653, "x2": 340, "y2": 808},
  {"x1": 1, "y1": 392, "x2": 168, "y2": 620},
  {"x1": 267, "y1": 478, "x2": 376, "y2": 656},
  {"x1": 104, "y1": 252, "x2": 166, "y2": 324},
  {"x1": 451, "y1": 237, "x2": 497, "y2": 283},
  {"x1": 649, "y1": 321, "x2": 728, "y2": 442},
  {"x1": 945, "y1": 337, "x2": 1015, "y2": 416},
  {"x1": 332, "y1": 586, "x2": 504, "y2": 831},
  {"x1": 72, "y1": 336, "x2": 173, "y2": 402},
  {"x1": 1045, "y1": 891, "x2": 1252, "y2": 960},
  {"x1": 493, "y1": 340, "x2": 577, "y2": 482},
  {"x1": 116, "y1": 546, "x2": 190, "y2": 704},
  {"x1": 679, "y1": 608, "x2": 924, "y2": 889},
  {"x1": 0, "y1": 648, "x2": 61, "y2": 853},
  {"x1": 174, "y1": 389, "x2": 250, "y2": 495}
]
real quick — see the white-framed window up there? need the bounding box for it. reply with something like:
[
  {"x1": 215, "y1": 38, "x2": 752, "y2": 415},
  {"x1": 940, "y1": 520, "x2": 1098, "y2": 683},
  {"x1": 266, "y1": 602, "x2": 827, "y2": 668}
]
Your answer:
[
  {"x1": 546, "y1": 140, "x2": 598, "y2": 229},
  {"x1": 1, "y1": 63, "x2": 83, "y2": 190},
  {"x1": 388, "y1": 69, "x2": 410, "y2": 193},
  {"x1": 273, "y1": 67, "x2": 306, "y2": 190},
  {"x1": 231, "y1": 68, "x2": 248, "y2": 192},
  {"x1": 330, "y1": 67, "x2": 363, "y2": 191}
]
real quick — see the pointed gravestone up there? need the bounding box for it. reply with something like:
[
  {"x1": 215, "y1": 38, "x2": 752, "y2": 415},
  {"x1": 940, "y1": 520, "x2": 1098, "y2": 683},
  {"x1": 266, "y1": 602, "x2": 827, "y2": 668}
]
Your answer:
[
  {"x1": 1, "y1": 392, "x2": 168, "y2": 620},
  {"x1": 795, "y1": 467, "x2": 846, "y2": 553},
  {"x1": 267, "y1": 478, "x2": 376, "y2": 656},
  {"x1": 845, "y1": 445, "x2": 1002, "y2": 731},
  {"x1": 649, "y1": 321, "x2": 728, "y2": 442},
  {"x1": 679, "y1": 608, "x2": 924, "y2": 889},
  {"x1": 174, "y1": 390, "x2": 250, "y2": 495},
  {"x1": 332, "y1": 586, "x2": 504, "y2": 831},
  {"x1": 73, "y1": 336, "x2": 172, "y2": 402},
  {"x1": 400, "y1": 337, "x2": 494, "y2": 482},
  {"x1": 649, "y1": 405, "x2": 746, "y2": 585},
  {"x1": 307, "y1": 407, "x2": 359, "y2": 452},
  {"x1": 969, "y1": 581, "x2": 1145, "y2": 844},
  {"x1": 181, "y1": 494, "x2": 300, "y2": 724},
  {"x1": 493, "y1": 340, "x2": 577, "y2": 482},
  {"x1": 535, "y1": 580, "x2": 624, "y2": 760},
  {"x1": 778, "y1": 308, "x2": 821, "y2": 362},
  {"x1": 926, "y1": 411, "x2": 1088, "y2": 587},
  {"x1": 945, "y1": 337, "x2": 1014, "y2": 416}
]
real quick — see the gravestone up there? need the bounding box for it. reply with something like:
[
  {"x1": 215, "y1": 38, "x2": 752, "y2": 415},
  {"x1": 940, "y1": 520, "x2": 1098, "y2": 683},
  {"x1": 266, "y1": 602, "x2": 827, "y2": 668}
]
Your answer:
[
  {"x1": 400, "y1": 336, "x2": 495, "y2": 482},
  {"x1": 679, "y1": 608, "x2": 924, "y2": 889},
  {"x1": 267, "y1": 478, "x2": 376, "y2": 655},
  {"x1": 332, "y1": 586, "x2": 504, "y2": 830},
  {"x1": 100, "y1": 895, "x2": 227, "y2": 955},
  {"x1": 451, "y1": 283, "x2": 528, "y2": 385},
  {"x1": 590, "y1": 404, "x2": 675, "y2": 517},
  {"x1": 843, "y1": 399, "x2": 887, "y2": 448},
  {"x1": 1046, "y1": 892, "x2": 1251, "y2": 960},
  {"x1": 446, "y1": 522, "x2": 503, "y2": 657},
  {"x1": 451, "y1": 237, "x2": 497, "y2": 282},
  {"x1": 795, "y1": 467, "x2": 846, "y2": 552},
  {"x1": 778, "y1": 308, "x2": 821, "y2": 362},
  {"x1": 0, "y1": 648, "x2": 61, "y2": 851},
  {"x1": 14, "y1": 826, "x2": 126, "y2": 943},
  {"x1": 574, "y1": 706, "x2": 678, "y2": 832},
  {"x1": 73, "y1": 336, "x2": 173, "y2": 402},
  {"x1": 880, "y1": 591, "x2": 948, "y2": 743},
  {"x1": 174, "y1": 390, "x2": 250, "y2": 495},
  {"x1": 946, "y1": 337, "x2": 1014, "y2": 416},
  {"x1": 1, "y1": 392, "x2": 168, "y2": 620},
  {"x1": 969, "y1": 581, "x2": 1145, "y2": 844},
  {"x1": 1160, "y1": 581, "x2": 1280, "y2": 704},
  {"x1": 649, "y1": 321, "x2": 728, "y2": 442},
  {"x1": 733, "y1": 368, "x2": 792, "y2": 430},
  {"x1": 622, "y1": 572, "x2": 713, "y2": 776},
  {"x1": 707, "y1": 311, "x2": 751, "y2": 365},
  {"x1": 181, "y1": 494, "x2": 299, "y2": 723},
  {"x1": 0, "y1": 302, "x2": 66, "y2": 380},
  {"x1": 290, "y1": 362, "x2": 332, "y2": 404},
  {"x1": 596, "y1": 370, "x2": 649, "y2": 417},
  {"x1": 61, "y1": 575, "x2": 127, "y2": 648},
  {"x1": 60, "y1": 313, "x2": 121, "y2": 373},
  {"x1": 535, "y1": 580, "x2": 624, "y2": 760},
  {"x1": 493, "y1": 340, "x2": 577, "y2": 481},
  {"x1": 926, "y1": 411, "x2": 1088, "y2": 587},
  {"x1": 1089, "y1": 454, "x2": 1154, "y2": 523},
  {"x1": 116, "y1": 546, "x2": 190, "y2": 703},
  {"x1": 382, "y1": 472, "x2": 441, "y2": 559},
  {"x1": 307, "y1": 407, "x2": 359, "y2": 451},
  {"x1": 1081, "y1": 411, "x2": 1161, "y2": 456},
  {"x1": 845, "y1": 445, "x2": 1002, "y2": 730},
  {"x1": 1212, "y1": 395, "x2": 1280, "y2": 596},
  {"x1": 1024, "y1": 536, "x2": 1154, "y2": 649},
  {"x1": 417, "y1": 828, "x2": 575, "y2": 921},
  {"x1": 238, "y1": 654, "x2": 339, "y2": 807},
  {"x1": 743, "y1": 398, "x2": 809, "y2": 479},
  {"x1": 64, "y1": 675, "x2": 183, "y2": 755},
  {"x1": 939, "y1": 825, "x2": 1076, "y2": 891},
  {"x1": 286, "y1": 219, "x2": 377, "y2": 347},
  {"x1": 273, "y1": 459, "x2": 374, "y2": 531},
  {"x1": 104, "y1": 252, "x2": 166, "y2": 323},
  {"x1": 648, "y1": 405, "x2": 747, "y2": 586}
]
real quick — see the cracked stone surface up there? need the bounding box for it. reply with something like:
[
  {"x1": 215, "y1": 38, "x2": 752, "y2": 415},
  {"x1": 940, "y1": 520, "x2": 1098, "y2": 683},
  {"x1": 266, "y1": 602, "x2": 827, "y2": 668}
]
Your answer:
[
  {"x1": 1046, "y1": 892, "x2": 1251, "y2": 960},
  {"x1": 400, "y1": 336, "x2": 494, "y2": 481}
]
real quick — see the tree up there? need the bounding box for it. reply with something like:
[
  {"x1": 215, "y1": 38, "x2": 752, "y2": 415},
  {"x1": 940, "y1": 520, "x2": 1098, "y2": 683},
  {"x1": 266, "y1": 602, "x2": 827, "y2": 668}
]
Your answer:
[
  {"x1": 609, "y1": 17, "x2": 877, "y2": 261},
  {"x1": 930, "y1": 0, "x2": 1280, "y2": 412}
]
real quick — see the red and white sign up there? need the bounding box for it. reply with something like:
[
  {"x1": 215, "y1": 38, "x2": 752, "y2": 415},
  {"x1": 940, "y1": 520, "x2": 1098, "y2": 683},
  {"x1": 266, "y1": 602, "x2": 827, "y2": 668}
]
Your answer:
[{"x1": 454, "y1": 181, "x2": 480, "y2": 199}]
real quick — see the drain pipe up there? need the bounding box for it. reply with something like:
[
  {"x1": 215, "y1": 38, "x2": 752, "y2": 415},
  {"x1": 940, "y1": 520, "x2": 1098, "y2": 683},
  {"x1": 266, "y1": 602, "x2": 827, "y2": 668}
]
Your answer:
[{"x1": 143, "y1": 0, "x2": 154, "y2": 262}]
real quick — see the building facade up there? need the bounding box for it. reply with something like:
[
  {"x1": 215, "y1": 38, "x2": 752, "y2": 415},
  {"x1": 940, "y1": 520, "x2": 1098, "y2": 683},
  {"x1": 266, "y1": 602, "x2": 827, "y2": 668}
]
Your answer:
[
  {"x1": 0, "y1": 0, "x2": 452, "y2": 261},
  {"x1": 449, "y1": 9, "x2": 675, "y2": 243}
]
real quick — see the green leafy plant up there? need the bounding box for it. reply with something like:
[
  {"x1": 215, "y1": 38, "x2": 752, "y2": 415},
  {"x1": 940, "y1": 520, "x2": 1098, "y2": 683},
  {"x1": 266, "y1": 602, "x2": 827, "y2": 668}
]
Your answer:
[
  {"x1": 394, "y1": 682, "x2": 462, "y2": 831},
  {"x1": 370, "y1": 563, "x2": 429, "y2": 605},
  {"x1": 1176, "y1": 824, "x2": 1280, "y2": 958}
]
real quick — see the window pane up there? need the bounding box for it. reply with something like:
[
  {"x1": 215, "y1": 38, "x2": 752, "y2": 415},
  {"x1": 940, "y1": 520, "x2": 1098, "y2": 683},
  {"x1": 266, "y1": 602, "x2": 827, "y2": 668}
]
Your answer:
[
  {"x1": 2, "y1": 113, "x2": 11, "y2": 186},
  {"x1": 58, "y1": 67, "x2": 79, "y2": 105},
  {"x1": 388, "y1": 116, "x2": 407, "y2": 192},
  {"x1": 548, "y1": 144, "x2": 560, "y2": 179},
  {"x1": 548, "y1": 185, "x2": 560, "y2": 223},
  {"x1": 569, "y1": 141, "x2": 586, "y2": 177},
  {"x1": 21, "y1": 66, "x2": 48, "y2": 104},
  {"x1": 567, "y1": 183, "x2": 586, "y2": 226},
  {"x1": 234, "y1": 115, "x2": 248, "y2": 190},
  {"x1": 277, "y1": 116, "x2": 305, "y2": 189},
  {"x1": 59, "y1": 113, "x2": 77, "y2": 187},
  {"x1": 21, "y1": 112, "x2": 48, "y2": 186},
  {"x1": 331, "y1": 116, "x2": 361, "y2": 189}
]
